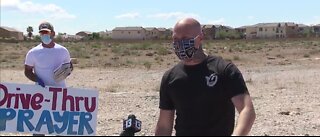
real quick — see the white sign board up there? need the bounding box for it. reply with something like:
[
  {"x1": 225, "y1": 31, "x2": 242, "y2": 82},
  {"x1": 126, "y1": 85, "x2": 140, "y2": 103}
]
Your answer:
[{"x1": 0, "y1": 83, "x2": 99, "y2": 136}]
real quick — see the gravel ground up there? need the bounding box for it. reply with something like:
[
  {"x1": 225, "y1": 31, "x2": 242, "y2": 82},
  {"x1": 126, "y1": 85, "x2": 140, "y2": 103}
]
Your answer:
[{"x1": 0, "y1": 63, "x2": 319, "y2": 136}]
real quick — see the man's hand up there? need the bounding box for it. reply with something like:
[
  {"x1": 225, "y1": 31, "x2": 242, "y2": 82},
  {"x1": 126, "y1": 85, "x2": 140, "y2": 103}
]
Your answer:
[
  {"x1": 155, "y1": 109, "x2": 175, "y2": 136},
  {"x1": 25, "y1": 65, "x2": 45, "y2": 87},
  {"x1": 25, "y1": 65, "x2": 36, "y2": 82},
  {"x1": 36, "y1": 77, "x2": 45, "y2": 87},
  {"x1": 70, "y1": 62, "x2": 74, "y2": 71},
  {"x1": 54, "y1": 62, "x2": 73, "y2": 82}
]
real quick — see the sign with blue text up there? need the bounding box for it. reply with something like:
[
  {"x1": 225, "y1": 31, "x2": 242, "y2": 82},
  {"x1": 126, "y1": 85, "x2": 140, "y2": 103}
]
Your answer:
[{"x1": 0, "y1": 83, "x2": 98, "y2": 136}]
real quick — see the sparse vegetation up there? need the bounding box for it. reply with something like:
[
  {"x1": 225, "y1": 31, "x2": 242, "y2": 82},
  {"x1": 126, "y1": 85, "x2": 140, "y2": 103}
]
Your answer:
[
  {"x1": 233, "y1": 55, "x2": 240, "y2": 61},
  {"x1": 309, "y1": 49, "x2": 320, "y2": 55},
  {"x1": 0, "y1": 59, "x2": 8, "y2": 62},
  {"x1": 130, "y1": 43, "x2": 153, "y2": 50},
  {"x1": 126, "y1": 59, "x2": 134, "y2": 65},
  {"x1": 111, "y1": 46, "x2": 122, "y2": 54},
  {"x1": 107, "y1": 84, "x2": 121, "y2": 93},
  {"x1": 155, "y1": 46, "x2": 171, "y2": 56},
  {"x1": 0, "y1": 38, "x2": 320, "y2": 69},
  {"x1": 303, "y1": 54, "x2": 310, "y2": 58},
  {"x1": 143, "y1": 61, "x2": 152, "y2": 69},
  {"x1": 245, "y1": 77, "x2": 253, "y2": 84},
  {"x1": 1, "y1": 38, "x2": 320, "y2": 136},
  {"x1": 6, "y1": 54, "x2": 20, "y2": 60},
  {"x1": 276, "y1": 54, "x2": 285, "y2": 58}
]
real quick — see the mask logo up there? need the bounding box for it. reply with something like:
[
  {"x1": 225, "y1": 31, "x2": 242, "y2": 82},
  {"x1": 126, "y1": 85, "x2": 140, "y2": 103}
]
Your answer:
[
  {"x1": 205, "y1": 73, "x2": 218, "y2": 87},
  {"x1": 41, "y1": 34, "x2": 52, "y2": 45}
]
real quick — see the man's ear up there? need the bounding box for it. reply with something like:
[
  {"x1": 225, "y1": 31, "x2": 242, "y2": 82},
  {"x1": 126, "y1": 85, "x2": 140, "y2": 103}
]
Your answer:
[
  {"x1": 195, "y1": 33, "x2": 204, "y2": 49},
  {"x1": 199, "y1": 33, "x2": 204, "y2": 40},
  {"x1": 51, "y1": 31, "x2": 56, "y2": 38}
]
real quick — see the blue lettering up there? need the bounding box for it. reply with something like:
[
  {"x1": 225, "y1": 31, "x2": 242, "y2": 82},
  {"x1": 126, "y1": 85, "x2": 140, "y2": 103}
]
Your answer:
[
  {"x1": 0, "y1": 109, "x2": 16, "y2": 131},
  {"x1": 35, "y1": 110, "x2": 54, "y2": 134},
  {"x1": 67, "y1": 112, "x2": 79, "y2": 135},
  {"x1": 53, "y1": 111, "x2": 69, "y2": 134},
  {"x1": 78, "y1": 112, "x2": 93, "y2": 135},
  {"x1": 17, "y1": 110, "x2": 35, "y2": 132}
]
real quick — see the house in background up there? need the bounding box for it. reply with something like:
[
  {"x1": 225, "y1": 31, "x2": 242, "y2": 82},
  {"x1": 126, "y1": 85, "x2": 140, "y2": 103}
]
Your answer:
[
  {"x1": 312, "y1": 24, "x2": 320, "y2": 37},
  {"x1": 298, "y1": 24, "x2": 310, "y2": 32},
  {"x1": 214, "y1": 25, "x2": 235, "y2": 39},
  {"x1": 0, "y1": 26, "x2": 24, "y2": 40},
  {"x1": 145, "y1": 27, "x2": 159, "y2": 40},
  {"x1": 235, "y1": 26, "x2": 248, "y2": 39},
  {"x1": 235, "y1": 26, "x2": 247, "y2": 34},
  {"x1": 168, "y1": 28, "x2": 174, "y2": 37},
  {"x1": 201, "y1": 24, "x2": 215, "y2": 40},
  {"x1": 298, "y1": 24, "x2": 312, "y2": 37},
  {"x1": 76, "y1": 31, "x2": 93, "y2": 37},
  {"x1": 112, "y1": 27, "x2": 146, "y2": 40},
  {"x1": 245, "y1": 26, "x2": 258, "y2": 39},
  {"x1": 201, "y1": 24, "x2": 239, "y2": 39},
  {"x1": 106, "y1": 31, "x2": 113, "y2": 37},
  {"x1": 157, "y1": 28, "x2": 172, "y2": 39},
  {"x1": 284, "y1": 23, "x2": 299, "y2": 38},
  {"x1": 257, "y1": 23, "x2": 286, "y2": 38},
  {"x1": 98, "y1": 31, "x2": 112, "y2": 39},
  {"x1": 245, "y1": 23, "x2": 299, "y2": 39},
  {"x1": 59, "y1": 34, "x2": 83, "y2": 41}
]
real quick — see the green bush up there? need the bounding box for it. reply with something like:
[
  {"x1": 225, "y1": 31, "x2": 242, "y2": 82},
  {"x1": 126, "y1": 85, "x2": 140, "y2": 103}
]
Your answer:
[
  {"x1": 143, "y1": 62, "x2": 152, "y2": 69},
  {"x1": 156, "y1": 46, "x2": 170, "y2": 55},
  {"x1": 111, "y1": 46, "x2": 122, "y2": 54},
  {"x1": 216, "y1": 31, "x2": 242, "y2": 39},
  {"x1": 130, "y1": 43, "x2": 152, "y2": 50},
  {"x1": 233, "y1": 56, "x2": 240, "y2": 61}
]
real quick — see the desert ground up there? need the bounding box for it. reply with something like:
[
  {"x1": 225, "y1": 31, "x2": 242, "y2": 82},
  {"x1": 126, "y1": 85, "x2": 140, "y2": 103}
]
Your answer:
[{"x1": 0, "y1": 39, "x2": 320, "y2": 136}]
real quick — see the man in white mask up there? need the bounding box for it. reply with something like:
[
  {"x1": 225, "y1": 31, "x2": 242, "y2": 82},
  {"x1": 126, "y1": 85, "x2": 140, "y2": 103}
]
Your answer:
[
  {"x1": 24, "y1": 21, "x2": 72, "y2": 88},
  {"x1": 24, "y1": 21, "x2": 73, "y2": 136}
]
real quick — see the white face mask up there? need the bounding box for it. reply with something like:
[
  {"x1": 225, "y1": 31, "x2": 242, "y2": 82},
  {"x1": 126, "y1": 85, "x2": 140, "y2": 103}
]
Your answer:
[{"x1": 41, "y1": 34, "x2": 52, "y2": 45}]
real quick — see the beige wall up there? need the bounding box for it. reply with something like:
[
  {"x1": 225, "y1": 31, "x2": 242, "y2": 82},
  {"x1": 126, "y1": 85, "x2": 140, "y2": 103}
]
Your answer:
[
  {"x1": 247, "y1": 23, "x2": 299, "y2": 39},
  {"x1": 202, "y1": 28, "x2": 215, "y2": 40},
  {"x1": 247, "y1": 25, "x2": 296, "y2": 39},
  {"x1": 158, "y1": 29, "x2": 172, "y2": 39},
  {"x1": 246, "y1": 27, "x2": 257, "y2": 39},
  {"x1": 112, "y1": 30, "x2": 147, "y2": 40},
  {"x1": 256, "y1": 26, "x2": 286, "y2": 38},
  {"x1": 285, "y1": 25, "x2": 299, "y2": 38},
  {"x1": 76, "y1": 32, "x2": 91, "y2": 37},
  {"x1": 146, "y1": 29, "x2": 159, "y2": 39},
  {"x1": 0, "y1": 28, "x2": 24, "y2": 40}
]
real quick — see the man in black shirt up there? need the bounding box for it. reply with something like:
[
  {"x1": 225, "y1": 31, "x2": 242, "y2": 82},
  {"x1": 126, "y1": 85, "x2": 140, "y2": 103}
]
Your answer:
[{"x1": 155, "y1": 18, "x2": 256, "y2": 136}]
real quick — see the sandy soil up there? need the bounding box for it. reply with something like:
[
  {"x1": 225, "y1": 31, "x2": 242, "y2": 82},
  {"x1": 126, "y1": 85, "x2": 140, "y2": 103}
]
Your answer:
[{"x1": 1, "y1": 61, "x2": 319, "y2": 136}]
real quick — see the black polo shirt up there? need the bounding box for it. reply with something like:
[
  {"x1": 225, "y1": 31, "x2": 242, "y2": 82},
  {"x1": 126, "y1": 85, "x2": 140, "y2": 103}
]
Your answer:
[{"x1": 159, "y1": 56, "x2": 248, "y2": 136}]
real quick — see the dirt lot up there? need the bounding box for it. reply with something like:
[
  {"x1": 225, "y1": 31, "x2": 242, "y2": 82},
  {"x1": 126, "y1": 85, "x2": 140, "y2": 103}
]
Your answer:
[{"x1": 0, "y1": 39, "x2": 320, "y2": 136}]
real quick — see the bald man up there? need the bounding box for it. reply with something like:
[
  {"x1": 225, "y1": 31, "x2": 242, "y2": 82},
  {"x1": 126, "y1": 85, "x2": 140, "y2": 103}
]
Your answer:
[{"x1": 155, "y1": 18, "x2": 256, "y2": 136}]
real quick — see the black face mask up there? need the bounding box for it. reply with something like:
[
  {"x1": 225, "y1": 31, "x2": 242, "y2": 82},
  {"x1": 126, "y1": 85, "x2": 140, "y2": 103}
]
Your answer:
[{"x1": 172, "y1": 36, "x2": 199, "y2": 60}]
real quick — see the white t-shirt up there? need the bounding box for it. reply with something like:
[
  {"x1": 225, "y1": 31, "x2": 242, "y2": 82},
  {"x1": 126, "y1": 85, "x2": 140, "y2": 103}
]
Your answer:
[{"x1": 25, "y1": 43, "x2": 71, "y2": 87}]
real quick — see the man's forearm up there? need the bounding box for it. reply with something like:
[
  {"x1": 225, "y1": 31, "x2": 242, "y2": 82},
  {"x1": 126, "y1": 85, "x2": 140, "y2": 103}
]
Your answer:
[
  {"x1": 155, "y1": 109, "x2": 175, "y2": 136},
  {"x1": 25, "y1": 71, "x2": 37, "y2": 82},
  {"x1": 155, "y1": 126, "x2": 173, "y2": 136},
  {"x1": 233, "y1": 107, "x2": 256, "y2": 136}
]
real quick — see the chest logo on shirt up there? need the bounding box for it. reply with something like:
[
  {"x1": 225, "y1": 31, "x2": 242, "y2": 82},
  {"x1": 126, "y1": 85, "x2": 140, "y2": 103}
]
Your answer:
[{"x1": 205, "y1": 73, "x2": 218, "y2": 87}]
